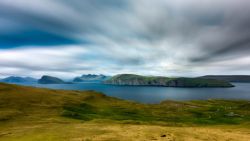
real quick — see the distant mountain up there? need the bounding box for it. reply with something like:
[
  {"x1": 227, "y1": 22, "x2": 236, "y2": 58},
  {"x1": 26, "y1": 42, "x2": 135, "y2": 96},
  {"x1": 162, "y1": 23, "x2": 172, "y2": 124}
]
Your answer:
[
  {"x1": 105, "y1": 74, "x2": 234, "y2": 87},
  {"x1": 38, "y1": 75, "x2": 66, "y2": 84},
  {"x1": 0, "y1": 76, "x2": 37, "y2": 84},
  {"x1": 73, "y1": 74, "x2": 111, "y2": 82},
  {"x1": 199, "y1": 75, "x2": 250, "y2": 83}
]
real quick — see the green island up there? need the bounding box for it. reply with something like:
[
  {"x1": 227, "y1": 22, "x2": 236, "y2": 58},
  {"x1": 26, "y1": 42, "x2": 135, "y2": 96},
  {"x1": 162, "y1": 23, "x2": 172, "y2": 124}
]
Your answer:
[
  {"x1": 105, "y1": 74, "x2": 234, "y2": 87},
  {"x1": 0, "y1": 82, "x2": 250, "y2": 141}
]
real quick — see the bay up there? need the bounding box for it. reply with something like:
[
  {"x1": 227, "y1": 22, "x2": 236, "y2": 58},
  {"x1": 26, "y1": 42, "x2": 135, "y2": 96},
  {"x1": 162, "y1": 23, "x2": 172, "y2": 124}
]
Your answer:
[{"x1": 20, "y1": 82, "x2": 250, "y2": 103}]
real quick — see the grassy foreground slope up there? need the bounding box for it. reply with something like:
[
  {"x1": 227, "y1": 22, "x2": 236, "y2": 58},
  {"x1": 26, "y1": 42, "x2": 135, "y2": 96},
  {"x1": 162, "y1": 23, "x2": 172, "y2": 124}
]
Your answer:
[{"x1": 0, "y1": 83, "x2": 250, "y2": 141}]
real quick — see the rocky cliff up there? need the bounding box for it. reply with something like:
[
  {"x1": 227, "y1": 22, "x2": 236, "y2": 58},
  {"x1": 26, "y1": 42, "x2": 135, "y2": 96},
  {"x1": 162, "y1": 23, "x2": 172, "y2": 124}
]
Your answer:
[{"x1": 73, "y1": 74, "x2": 110, "y2": 82}]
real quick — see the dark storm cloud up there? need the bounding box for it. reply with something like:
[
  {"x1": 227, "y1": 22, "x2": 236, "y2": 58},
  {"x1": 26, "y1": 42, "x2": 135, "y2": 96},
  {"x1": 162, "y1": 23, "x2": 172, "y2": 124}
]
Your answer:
[
  {"x1": 0, "y1": 0, "x2": 129, "y2": 48},
  {"x1": 191, "y1": 37, "x2": 250, "y2": 63},
  {"x1": 0, "y1": 30, "x2": 80, "y2": 48},
  {"x1": 0, "y1": 2, "x2": 79, "y2": 48},
  {"x1": 185, "y1": 0, "x2": 250, "y2": 63},
  {"x1": 0, "y1": 3, "x2": 74, "y2": 32}
]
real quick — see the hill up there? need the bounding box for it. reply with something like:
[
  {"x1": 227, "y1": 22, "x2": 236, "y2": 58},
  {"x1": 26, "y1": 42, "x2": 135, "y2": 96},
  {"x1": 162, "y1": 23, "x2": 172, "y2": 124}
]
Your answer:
[
  {"x1": 199, "y1": 75, "x2": 250, "y2": 83},
  {"x1": 38, "y1": 75, "x2": 66, "y2": 84},
  {"x1": 0, "y1": 76, "x2": 37, "y2": 84},
  {"x1": 0, "y1": 83, "x2": 250, "y2": 140},
  {"x1": 73, "y1": 74, "x2": 110, "y2": 82},
  {"x1": 105, "y1": 74, "x2": 234, "y2": 87}
]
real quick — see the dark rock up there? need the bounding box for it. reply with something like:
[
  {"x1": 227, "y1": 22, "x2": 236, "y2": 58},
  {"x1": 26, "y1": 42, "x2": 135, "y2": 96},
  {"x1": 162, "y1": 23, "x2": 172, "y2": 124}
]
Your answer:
[{"x1": 161, "y1": 135, "x2": 166, "y2": 137}]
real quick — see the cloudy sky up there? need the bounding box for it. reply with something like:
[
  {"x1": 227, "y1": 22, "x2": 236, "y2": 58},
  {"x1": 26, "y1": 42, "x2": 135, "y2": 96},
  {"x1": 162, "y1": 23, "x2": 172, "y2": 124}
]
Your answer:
[{"x1": 0, "y1": 0, "x2": 250, "y2": 79}]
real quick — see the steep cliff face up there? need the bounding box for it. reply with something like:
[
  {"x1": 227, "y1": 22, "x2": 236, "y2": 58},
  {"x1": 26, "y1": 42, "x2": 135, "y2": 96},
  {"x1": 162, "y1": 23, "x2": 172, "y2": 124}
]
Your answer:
[
  {"x1": 38, "y1": 75, "x2": 66, "y2": 84},
  {"x1": 105, "y1": 74, "x2": 234, "y2": 87},
  {"x1": 73, "y1": 74, "x2": 110, "y2": 82},
  {"x1": 105, "y1": 74, "x2": 167, "y2": 86}
]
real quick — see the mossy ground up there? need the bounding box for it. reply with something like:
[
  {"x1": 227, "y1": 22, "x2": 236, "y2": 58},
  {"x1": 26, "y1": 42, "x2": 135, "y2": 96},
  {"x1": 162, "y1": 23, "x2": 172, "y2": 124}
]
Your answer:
[{"x1": 0, "y1": 83, "x2": 250, "y2": 140}]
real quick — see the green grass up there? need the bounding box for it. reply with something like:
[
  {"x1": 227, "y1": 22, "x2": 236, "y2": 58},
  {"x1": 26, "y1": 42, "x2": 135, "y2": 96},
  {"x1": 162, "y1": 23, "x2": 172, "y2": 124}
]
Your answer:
[
  {"x1": 62, "y1": 97, "x2": 250, "y2": 125},
  {"x1": 0, "y1": 82, "x2": 249, "y2": 125},
  {"x1": 1, "y1": 83, "x2": 250, "y2": 141}
]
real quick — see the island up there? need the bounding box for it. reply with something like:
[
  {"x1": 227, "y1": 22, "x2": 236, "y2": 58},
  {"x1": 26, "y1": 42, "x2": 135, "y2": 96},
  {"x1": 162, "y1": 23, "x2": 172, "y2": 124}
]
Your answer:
[
  {"x1": 38, "y1": 75, "x2": 67, "y2": 84},
  {"x1": 73, "y1": 74, "x2": 110, "y2": 82},
  {"x1": 0, "y1": 76, "x2": 37, "y2": 84},
  {"x1": 104, "y1": 74, "x2": 234, "y2": 87},
  {"x1": 199, "y1": 75, "x2": 250, "y2": 83}
]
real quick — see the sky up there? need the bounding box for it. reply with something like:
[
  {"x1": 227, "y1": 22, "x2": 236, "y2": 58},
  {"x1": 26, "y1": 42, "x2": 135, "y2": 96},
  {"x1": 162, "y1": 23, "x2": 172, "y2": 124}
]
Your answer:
[{"x1": 0, "y1": 0, "x2": 250, "y2": 79}]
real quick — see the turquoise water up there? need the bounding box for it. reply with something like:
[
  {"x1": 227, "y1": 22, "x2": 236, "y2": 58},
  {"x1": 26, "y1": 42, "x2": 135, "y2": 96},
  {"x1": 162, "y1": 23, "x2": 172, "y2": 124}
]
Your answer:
[{"x1": 21, "y1": 82, "x2": 250, "y2": 103}]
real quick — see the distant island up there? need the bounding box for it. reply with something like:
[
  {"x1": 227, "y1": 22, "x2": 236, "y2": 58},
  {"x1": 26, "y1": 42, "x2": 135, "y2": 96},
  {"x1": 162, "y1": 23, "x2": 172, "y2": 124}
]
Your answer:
[
  {"x1": 0, "y1": 76, "x2": 37, "y2": 83},
  {"x1": 73, "y1": 74, "x2": 110, "y2": 82},
  {"x1": 2, "y1": 74, "x2": 246, "y2": 87},
  {"x1": 199, "y1": 75, "x2": 250, "y2": 83},
  {"x1": 105, "y1": 74, "x2": 234, "y2": 87},
  {"x1": 38, "y1": 75, "x2": 68, "y2": 84}
]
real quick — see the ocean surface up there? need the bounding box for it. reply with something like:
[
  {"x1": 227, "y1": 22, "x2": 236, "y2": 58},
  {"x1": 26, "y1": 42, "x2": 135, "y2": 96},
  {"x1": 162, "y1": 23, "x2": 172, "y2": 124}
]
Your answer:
[{"x1": 19, "y1": 82, "x2": 250, "y2": 103}]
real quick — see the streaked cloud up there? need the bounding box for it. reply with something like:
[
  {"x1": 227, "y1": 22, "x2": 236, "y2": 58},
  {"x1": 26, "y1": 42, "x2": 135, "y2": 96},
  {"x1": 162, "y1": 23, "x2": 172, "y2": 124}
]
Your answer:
[{"x1": 0, "y1": 0, "x2": 250, "y2": 78}]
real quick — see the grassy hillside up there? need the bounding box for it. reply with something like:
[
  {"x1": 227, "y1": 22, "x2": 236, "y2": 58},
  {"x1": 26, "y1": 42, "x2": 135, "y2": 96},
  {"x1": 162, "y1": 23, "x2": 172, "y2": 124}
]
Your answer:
[
  {"x1": 0, "y1": 83, "x2": 250, "y2": 140},
  {"x1": 105, "y1": 74, "x2": 234, "y2": 87},
  {"x1": 199, "y1": 75, "x2": 250, "y2": 82}
]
